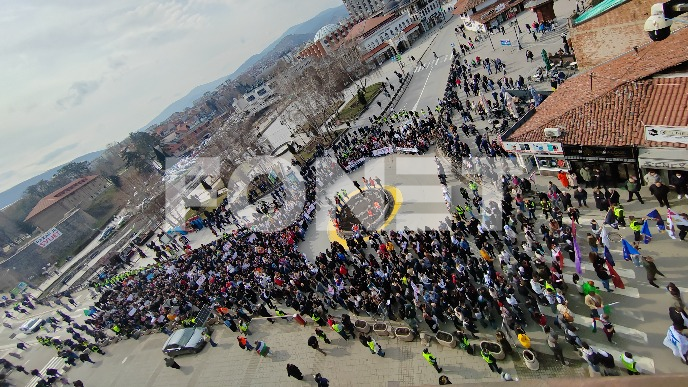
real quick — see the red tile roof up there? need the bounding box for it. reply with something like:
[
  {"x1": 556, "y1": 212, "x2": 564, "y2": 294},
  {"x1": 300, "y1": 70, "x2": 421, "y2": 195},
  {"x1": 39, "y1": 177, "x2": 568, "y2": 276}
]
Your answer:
[
  {"x1": 453, "y1": 0, "x2": 490, "y2": 15},
  {"x1": 403, "y1": 22, "x2": 420, "y2": 33},
  {"x1": 347, "y1": 14, "x2": 397, "y2": 41},
  {"x1": 473, "y1": 0, "x2": 526, "y2": 23},
  {"x1": 25, "y1": 175, "x2": 100, "y2": 221},
  {"x1": 362, "y1": 42, "x2": 391, "y2": 61},
  {"x1": 504, "y1": 28, "x2": 688, "y2": 148}
]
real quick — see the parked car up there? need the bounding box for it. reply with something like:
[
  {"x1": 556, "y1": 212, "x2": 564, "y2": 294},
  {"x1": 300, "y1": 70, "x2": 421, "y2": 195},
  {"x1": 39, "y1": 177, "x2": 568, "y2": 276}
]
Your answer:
[
  {"x1": 98, "y1": 226, "x2": 115, "y2": 241},
  {"x1": 132, "y1": 229, "x2": 154, "y2": 246},
  {"x1": 19, "y1": 317, "x2": 44, "y2": 333},
  {"x1": 162, "y1": 327, "x2": 207, "y2": 357}
]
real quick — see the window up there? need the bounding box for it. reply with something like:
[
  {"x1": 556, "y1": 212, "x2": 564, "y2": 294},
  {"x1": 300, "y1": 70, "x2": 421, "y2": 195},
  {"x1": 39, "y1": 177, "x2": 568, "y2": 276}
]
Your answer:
[
  {"x1": 246, "y1": 95, "x2": 256, "y2": 102},
  {"x1": 256, "y1": 88, "x2": 267, "y2": 96}
]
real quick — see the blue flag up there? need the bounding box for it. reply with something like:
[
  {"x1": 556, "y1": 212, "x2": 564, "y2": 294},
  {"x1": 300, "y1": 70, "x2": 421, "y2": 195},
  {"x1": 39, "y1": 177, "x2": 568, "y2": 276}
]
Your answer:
[
  {"x1": 641, "y1": 220, "x2": 652, "y2": 244},
  {"x1": 603, "y1": 245, "x2": 615, "y2": 266},
  {"x1": 647, "y1": 209, "x2": 661, "y2": 219},
  {"x1": 621, "y1": 239, "x2": 639, "y2": 261}
]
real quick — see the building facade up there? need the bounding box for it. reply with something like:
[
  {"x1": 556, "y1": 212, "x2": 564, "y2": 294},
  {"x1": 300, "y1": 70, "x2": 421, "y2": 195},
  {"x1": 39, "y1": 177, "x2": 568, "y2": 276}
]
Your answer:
[
  {"x1": 24, "y1": 175, "x2": 108, "y2": 231},
  {"x1": 343, "y1": 0, "x2": 386, "y2": 19},
  {"x1": 231, "y1": 84, "x2": 277, "y2": 117},
  {"x1": 299, "y1": 21, "x2": 359, "y2": 59},
  {"x1": 501, "y1": 28, "x2": 688, "y2": 187}
]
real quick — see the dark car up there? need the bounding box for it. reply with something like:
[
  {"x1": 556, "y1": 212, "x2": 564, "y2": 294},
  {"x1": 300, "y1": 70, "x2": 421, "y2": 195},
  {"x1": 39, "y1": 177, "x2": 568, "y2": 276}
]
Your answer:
[{"x1": 162, "y1": 327, "x2": 207, "y2": 357}]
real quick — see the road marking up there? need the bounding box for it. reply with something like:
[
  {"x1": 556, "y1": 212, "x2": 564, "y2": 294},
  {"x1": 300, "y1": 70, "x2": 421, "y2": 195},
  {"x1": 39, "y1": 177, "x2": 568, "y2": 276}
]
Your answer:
[
  {"x1": 122, "y1": 356, "x2": 128, "y2": 364},
  {"x1": 443, "y1": 56, "x2": 449, "y2": 63},
  {"x1": 26, "y1": 356, "x2": 65, "y2": 387},
  {"x1": 580, "y1": 262, "x2": 636, "y2": 279},
  {"x1": 412, "y1": 63, "x2": 434, "y2": 111},
  {"x1": 541, "y1": 308, "x2": 648, "y2": 343},
  {"x1": 562, "y1": 274, "x2": 640, "y2": 298},
  {"x1": 434, "y1": 58, "x2": 439, "y2": 66}
]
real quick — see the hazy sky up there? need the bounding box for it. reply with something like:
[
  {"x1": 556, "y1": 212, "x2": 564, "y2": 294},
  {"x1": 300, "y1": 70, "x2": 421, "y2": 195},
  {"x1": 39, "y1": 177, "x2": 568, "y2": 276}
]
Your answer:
[{"x1": 0, "y1": 0, "x2": 341, "y2": 192}]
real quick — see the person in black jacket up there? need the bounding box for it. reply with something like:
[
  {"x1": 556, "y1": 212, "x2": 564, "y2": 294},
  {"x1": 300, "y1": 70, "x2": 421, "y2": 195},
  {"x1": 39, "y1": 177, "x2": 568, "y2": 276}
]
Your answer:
[
  {"x1": 649, "y1": 182, "x2": 671, "y2": 207},
  {"x1": 670, "y1": 172, "x2": 687, "y2": 199}
]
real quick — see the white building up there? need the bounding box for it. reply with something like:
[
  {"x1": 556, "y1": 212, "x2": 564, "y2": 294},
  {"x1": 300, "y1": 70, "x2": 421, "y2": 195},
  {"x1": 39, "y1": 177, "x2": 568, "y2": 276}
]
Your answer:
[{"x1": 232, "y1": 84, "x2": 277, "y2": 117}]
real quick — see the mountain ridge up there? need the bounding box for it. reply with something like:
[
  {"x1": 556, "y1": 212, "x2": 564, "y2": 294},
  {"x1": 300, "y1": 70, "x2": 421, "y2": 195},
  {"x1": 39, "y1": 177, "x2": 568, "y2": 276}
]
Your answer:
[{"x1": 141, "y1": 4, "x2": 349, "y2": 129}]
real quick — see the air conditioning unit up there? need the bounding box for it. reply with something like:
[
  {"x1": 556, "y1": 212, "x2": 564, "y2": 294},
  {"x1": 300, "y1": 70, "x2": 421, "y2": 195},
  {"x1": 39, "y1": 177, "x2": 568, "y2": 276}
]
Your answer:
[{"x1": 543, "y1": 127, "x2": 562, "y2": 138}]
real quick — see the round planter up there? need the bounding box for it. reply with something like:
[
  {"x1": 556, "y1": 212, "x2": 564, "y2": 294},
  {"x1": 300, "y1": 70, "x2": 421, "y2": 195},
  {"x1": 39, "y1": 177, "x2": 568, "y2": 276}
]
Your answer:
[
  {"x1": 480, "y1": 341, "x2": 505, "y2": 360},
  {"x1": 394, "y1": 327, "x2": 415, "y2": 342},
  {"x1": 523, "y1": 349, "x2": 539, "y2": 370},
  {"x1": 436, "y1": 330, "x2": 457, "y2": 348},
  {"x1": 373, "y1": 323, "x2": 390, "y2": 336},
  {"x1": 354, "y1": 320, "x2": 371, "y2": 334}
]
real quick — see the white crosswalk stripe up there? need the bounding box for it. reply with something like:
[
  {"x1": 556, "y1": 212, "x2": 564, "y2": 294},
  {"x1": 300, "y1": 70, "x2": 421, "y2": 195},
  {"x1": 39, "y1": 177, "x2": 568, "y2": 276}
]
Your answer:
[
  {"x1": 26, "y1": 356, "x2": 65, "y2": 387},
  {"x1": 562, "y1": 274, "x2": 640, "y2": 298},
  {"x1": 542, "y1": 308, "x2": 648, "y2": 344}
]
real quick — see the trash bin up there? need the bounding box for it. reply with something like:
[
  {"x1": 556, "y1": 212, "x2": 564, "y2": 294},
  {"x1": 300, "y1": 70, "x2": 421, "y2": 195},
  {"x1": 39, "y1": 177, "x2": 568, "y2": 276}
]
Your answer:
[
  {"x1": 355, "y1": 320, "x2": 371, "y2": 334},
  {"x1": 480, "y1": 341, "x2": 505, "y2": 360},
  {"x1": 436, "y1": 331, "x2": 457, "y2": 348},
  {"x1": 523, "y1": 349, "x2": 539, "y2": 370},
  {"x1": 395, "y1": 327, "x2": 415, "y2": 342},
  {"x1": 373, "y1": 323, "x2": 389, "y2": 336}
]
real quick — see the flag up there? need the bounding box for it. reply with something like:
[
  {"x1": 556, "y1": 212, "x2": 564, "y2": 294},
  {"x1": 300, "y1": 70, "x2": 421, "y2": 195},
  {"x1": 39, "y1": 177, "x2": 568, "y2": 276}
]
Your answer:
[
  {"x1": 641, "y1": 220, "x2": 652, "y2": 244},
  {"x1": 572, "y1": 222, "x2": 583, "y2": 274},
  {"x1": 647, "y1": 209, "x2": 666, "y2": 231},
  {"x1": 647, "y1": 209, "x2": 660, "y2": 219},
  {"x1": 667, "y1": 208, "x2": 677, "y2": 239},
  {"x1": 603, "y1": 245, "x2": 615, "y2": 267},
  {"x1": 621, "y1": 239, "x2": 639, "y2": 261},
  {"x1": 600, "y1": 226, "x2": 610, "y2": 249},
  {"x1": 606, "y1": 260, "x2": 625, "y2": 289}
]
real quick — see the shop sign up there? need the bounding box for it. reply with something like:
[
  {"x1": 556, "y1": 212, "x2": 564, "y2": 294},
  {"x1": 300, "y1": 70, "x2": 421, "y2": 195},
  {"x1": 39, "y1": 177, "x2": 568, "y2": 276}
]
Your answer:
[
  {"x1": 645, "y1": 125, "x2": 688, "y2": 145},
  {"x1": 639, "y1": 159, "x2": 688, "y2": 169},
  {"x1": 562, "y1": 145, "x2": 636, "y2": 162},
  {"x1": 501, "y1": 141, "x2": 563, "y2": 154},
  {"x1": 495, "y1": 3, "x2": 506, "y2": 12}
]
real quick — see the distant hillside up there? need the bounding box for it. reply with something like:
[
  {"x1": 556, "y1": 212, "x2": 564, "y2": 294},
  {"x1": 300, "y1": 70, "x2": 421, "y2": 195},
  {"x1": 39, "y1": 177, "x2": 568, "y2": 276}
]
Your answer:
[
  {"x1": 141, "y1": 4, "x2": 349, "y2": 129},
  {"x1": 0, "y1": 150, "x2": 103, "y2": 209}
]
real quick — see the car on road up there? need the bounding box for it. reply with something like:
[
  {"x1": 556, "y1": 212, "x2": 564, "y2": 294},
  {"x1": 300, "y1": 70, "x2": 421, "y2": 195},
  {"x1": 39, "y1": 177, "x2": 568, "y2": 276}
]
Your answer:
[
  {"x1": 19, "y1": 317, "x2": 44, "y2": 333},
  {"x1": 98, "y1": 226, "x2": 115, "y2": 241},
  {"x1": 162, "y1": 327, "x2": 207, "y2": 357}
]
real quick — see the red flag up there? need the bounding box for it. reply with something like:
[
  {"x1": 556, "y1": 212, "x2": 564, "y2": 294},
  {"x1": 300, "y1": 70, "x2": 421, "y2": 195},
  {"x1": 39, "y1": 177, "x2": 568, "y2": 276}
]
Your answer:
[{"x1": 606, "y1": 261, "x2": 625, "y2": 289}]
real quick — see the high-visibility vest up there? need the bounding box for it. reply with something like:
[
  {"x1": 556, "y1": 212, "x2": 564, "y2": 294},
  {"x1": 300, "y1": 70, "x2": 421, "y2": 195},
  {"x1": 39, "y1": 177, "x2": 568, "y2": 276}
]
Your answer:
[
  {"x1": 275, "y1": 310, "x2": 286, "y2": 317},
  {"x1": 460, "y1": 337, "x2": 469, "y2": 348},
  {"x1": 423, "y1": 352, "x2": 436, "y2": 364},
  {"x1": 312, "y1": 314, "x2": 321, "y2": 322},
  {"x1": 614, "y1": 207, "x2": 624, "y2": 217},
  {"x1": 545, "y1": 281, "x2": 555, "y2": 292},
  {"x1": 368, "y1": 340, "x2": 376, "y2": 352},
  {"x1": 112, "y1": 325, "x2": 120, "y2": 333},
  {"x1": 469, "y1": 182, "x2": 478, "y2": 191},
  {"x1": 620, "y1": 355, "x2": 638, "y2": 373},
  {"x1": 481, "y1": 350, "x2": 494, "y2": 363},
  {"x1": 332, "y1": 323, "x2": 343, "y2": 333},
  {"x1": 630, "y1": 221, "x2": 642, "y2": 232},
  {"x1": 456, "y1": 206, "x2": 464, "y2": 215}
]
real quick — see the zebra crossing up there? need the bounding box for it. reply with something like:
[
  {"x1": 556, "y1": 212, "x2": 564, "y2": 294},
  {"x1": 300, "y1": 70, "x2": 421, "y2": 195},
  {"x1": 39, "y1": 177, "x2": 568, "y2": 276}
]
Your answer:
[
  {"x1": 26, "y1": 356, "x2": 65, "y2": 387},
  {"x1": 411, "y1": 54, "x2": 451, "y2": 74}
]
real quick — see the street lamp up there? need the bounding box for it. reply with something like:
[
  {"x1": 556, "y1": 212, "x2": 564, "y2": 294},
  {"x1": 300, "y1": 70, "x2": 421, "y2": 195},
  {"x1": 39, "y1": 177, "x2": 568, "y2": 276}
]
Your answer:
[{"x1": 512, "y1": 24, "x2": 523, "y2": 50}]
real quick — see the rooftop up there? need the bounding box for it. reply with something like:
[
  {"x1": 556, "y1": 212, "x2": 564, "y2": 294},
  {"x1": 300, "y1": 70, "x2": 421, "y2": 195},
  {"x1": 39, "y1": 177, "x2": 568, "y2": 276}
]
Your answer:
[
  {"x1": 453, "y1": 0, "x2": 491, "y2": 15},
  {"x1": 347, "y1": 14, "x2": 398, "y2": 40},
  {"x1": 25, "y1": 175, "x2": 100, "y2": 221},
  {"x1": 504, "y1": 28, "x2": 688, "y2": 147}
]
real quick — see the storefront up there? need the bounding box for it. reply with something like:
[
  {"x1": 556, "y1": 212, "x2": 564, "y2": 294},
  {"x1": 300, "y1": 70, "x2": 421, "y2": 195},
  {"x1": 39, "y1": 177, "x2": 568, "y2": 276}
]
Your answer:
[
  {"x1": 502, "y1": 141, "x2": 565, "y2": 175},
  {"x1": 562, "y1": 145, "x2": 638, "y2": 187},
  {"x1": 476, "y1": 0, "x2": 527, "y2": 28},
  {"x1": 637, "y1": 147, "x2": 688, "y2": 184}
]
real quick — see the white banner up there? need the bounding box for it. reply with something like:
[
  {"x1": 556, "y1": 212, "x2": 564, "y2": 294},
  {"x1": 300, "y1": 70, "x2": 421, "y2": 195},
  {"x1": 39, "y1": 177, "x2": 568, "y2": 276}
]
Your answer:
[
  {"x1": 397, "y1": 147, "x2": 419, "y2": 153},
  {"x1": 645, "y1": 125, "x2": 688, "y2": 145},
  {"x1": 34, "y1": 228, "x2": 62, "y2": 248},
  {"x1": 196, "y1": 274, "x2": 206, "y2": 286},
  {"x1": 372, "y1": 146, "x2": 394, "y2": 157},
  {"x1": 345, "y1": 157, "x2": 366, "y2": 172}
]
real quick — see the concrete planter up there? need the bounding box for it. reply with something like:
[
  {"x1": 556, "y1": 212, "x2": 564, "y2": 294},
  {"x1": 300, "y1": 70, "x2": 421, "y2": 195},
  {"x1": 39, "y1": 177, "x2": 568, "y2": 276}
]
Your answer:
[
  {"x1": 480, "y1": 341, "x2": 505, "y2": 360},
  {"x1": 354, "y1": 320, "x2": 371, "y2": 334},
  {"x1": 373, "y1": 323, "x2": 390, "y2": 336},
  {"x1": 395, "y1": 327, "x2": 415, "y2": 342},
  {"x1": 436, "y1": 331, "x2": 457, "y2": 348},
  {"x1": 523, "y1": 349, "x2": 539, "y2": 370}
]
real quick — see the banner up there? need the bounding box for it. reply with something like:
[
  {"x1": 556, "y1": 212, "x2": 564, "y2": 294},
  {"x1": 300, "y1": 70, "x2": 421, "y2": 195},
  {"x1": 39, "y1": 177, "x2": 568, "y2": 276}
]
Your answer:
[
  {"x1": 641, "y1": 220, "x2": 652, "y2": 244},
  {"x1": 34, "y1": 228, "x2": 63, "y2": 248},
  {"x1": 345, "y1": 157, "x2": 366, "y2": 172},
  {"x1": 621, "y1": 239, "x2": 639, "y2": 261},
  {"x1": 372, "y1": 147, "x2": 394, "y2": 157},
  {"x1": 397, "y1": 147, "x2": 419, "y2": 153}
]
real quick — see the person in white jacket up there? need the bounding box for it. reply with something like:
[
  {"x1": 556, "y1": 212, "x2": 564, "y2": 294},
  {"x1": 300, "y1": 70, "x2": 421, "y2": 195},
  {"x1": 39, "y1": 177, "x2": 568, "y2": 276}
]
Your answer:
[{"x1": 663, "y1": 324, "x2": 688, "y2": 364}]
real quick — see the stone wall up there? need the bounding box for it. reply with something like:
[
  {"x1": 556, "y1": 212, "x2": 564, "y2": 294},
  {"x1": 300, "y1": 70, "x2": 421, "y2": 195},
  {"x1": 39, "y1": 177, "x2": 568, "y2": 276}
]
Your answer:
[{"x1": 0, "y1": 209, "x2": 98, "y2": 291}]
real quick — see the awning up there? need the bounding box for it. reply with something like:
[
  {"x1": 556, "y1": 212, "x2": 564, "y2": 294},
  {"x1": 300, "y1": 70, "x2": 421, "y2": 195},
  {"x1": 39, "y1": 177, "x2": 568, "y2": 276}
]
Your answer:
[
  {"x1": 362, "y1": 42, "x2": 392, "y2": 62},
  {"x1": 474, "y1": 0, "x2": 526, "y2": 23},
  {"x1": 638, "y1": 147, "x2": 688, "y2": 170}
]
